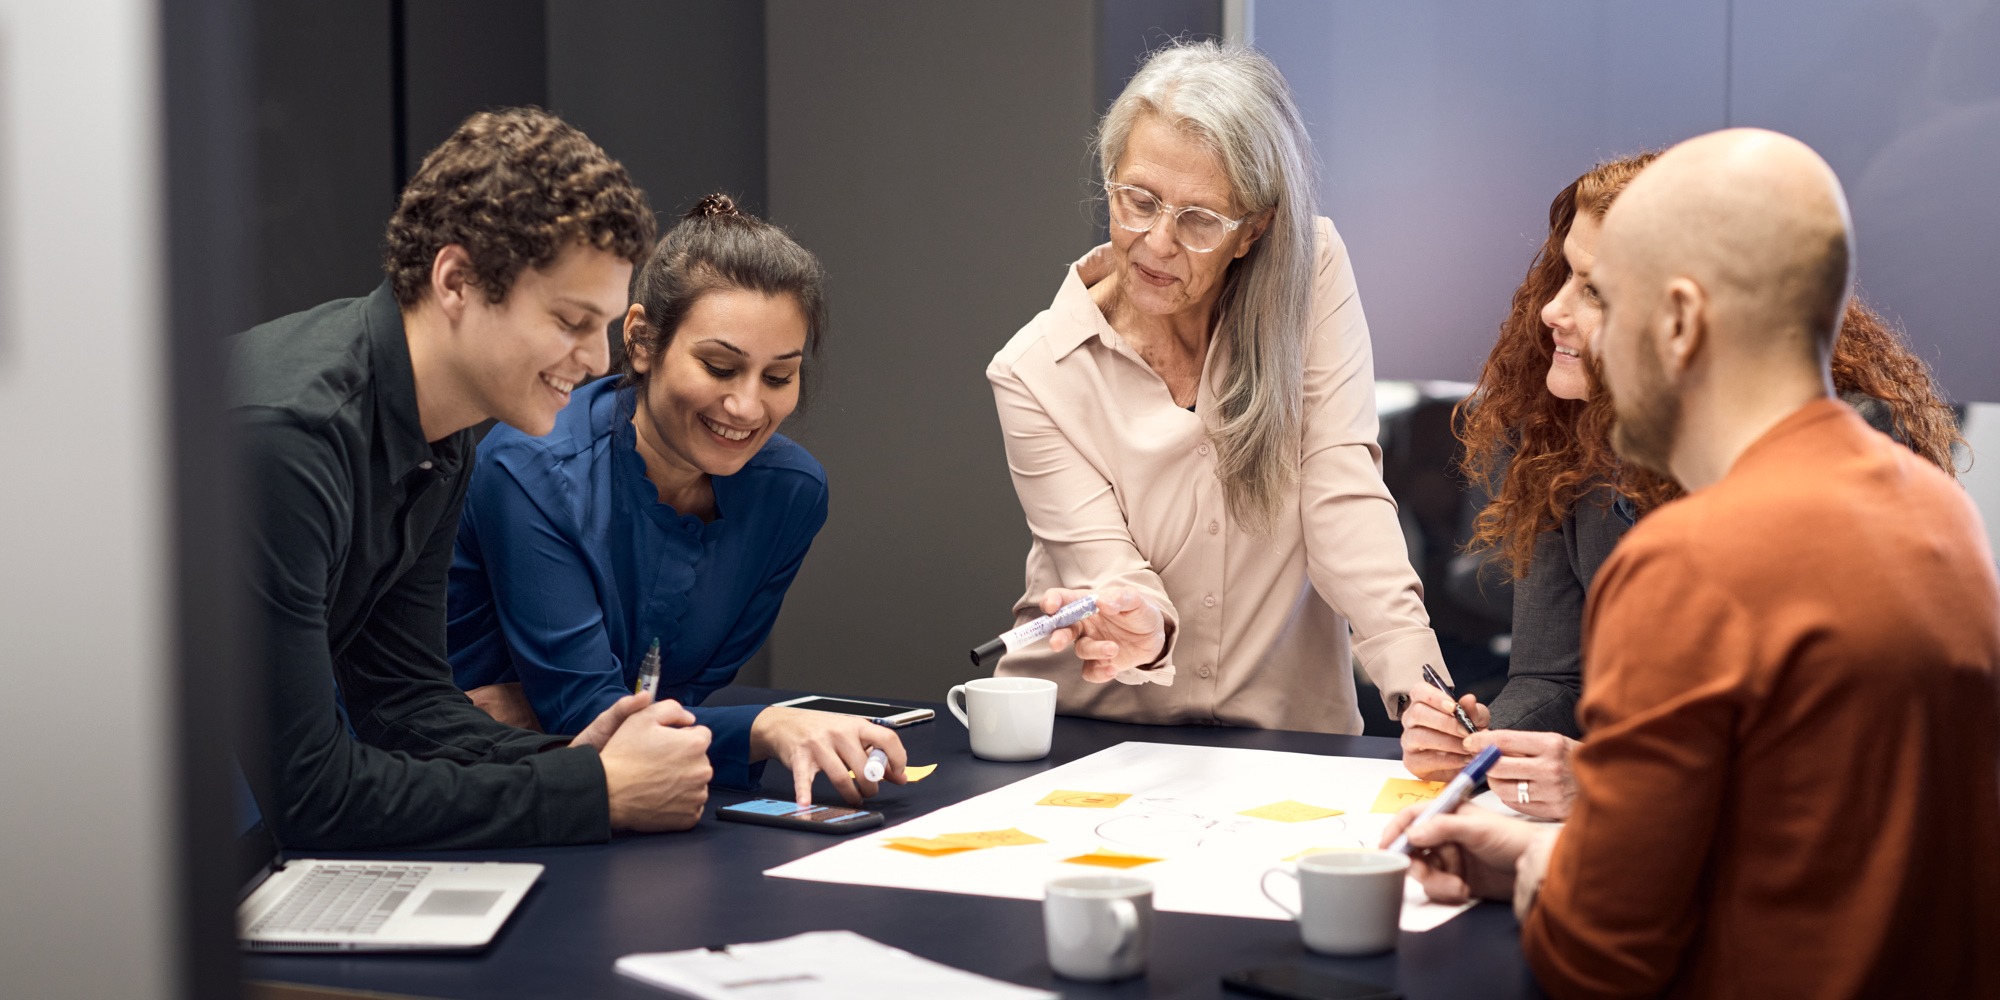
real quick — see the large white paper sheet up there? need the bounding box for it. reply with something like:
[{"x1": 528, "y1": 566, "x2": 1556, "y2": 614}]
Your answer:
[
  {"x1": 766, "y1": 742, "x2": 1474, "y2": 932},
  {"x1": 617, "y1": 930, "x2": 1057, "y2": 1000}
]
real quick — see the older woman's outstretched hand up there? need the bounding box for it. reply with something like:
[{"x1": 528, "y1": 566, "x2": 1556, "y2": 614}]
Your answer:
[{"x1": 1041, "y1": 586, "x2": 1167, "y2": 683}]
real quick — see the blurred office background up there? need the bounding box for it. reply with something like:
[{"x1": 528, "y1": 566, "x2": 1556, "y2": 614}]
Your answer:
[
  {"x1": 4, "y1": 2, "x2": 1998, "y2": 997},
  {"x1": 207, "y1": 0, "x2": 2000, "y2": 712}
]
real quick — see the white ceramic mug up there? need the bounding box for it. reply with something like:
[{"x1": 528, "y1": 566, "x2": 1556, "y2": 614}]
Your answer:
[
  {"x1": 1044, "y1": 875, "x2": 1152, "y2": 981},
  {"x1": 1260, "y1": 849, "x2": 1411, "y2": 956},
  {"x1": 945, "y1": 676, "x2": 1057, "y2": 761}
]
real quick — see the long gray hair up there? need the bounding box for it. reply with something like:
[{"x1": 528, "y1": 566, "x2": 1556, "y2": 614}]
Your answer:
[{"x1": 1097, "y1": 41, "x2": 1317, "y2": 534}]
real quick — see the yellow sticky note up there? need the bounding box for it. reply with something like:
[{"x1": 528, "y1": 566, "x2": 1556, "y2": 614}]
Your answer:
[
  {"x1": 932, "y1": 828, "x2": 1047, "y2": 849},
  {"x1": 1371, "y1": 778, "x2": 1449, "y2": 814},
  {"x1": 1063, "y1": 847, "x2": 1164, "y2": 869},
  {"x1": 1037, "y1": 790, "x2": 1132, "y2": 809},
  {"x1": 846, "y1": 762, "x2": 938, "y2": 782},
  {"x1": 1238, "y1": 799, "x2": 1345, "y2": 823},
  {"x1": 882, "y1": 838, "x2": 979, "y2": 858}
]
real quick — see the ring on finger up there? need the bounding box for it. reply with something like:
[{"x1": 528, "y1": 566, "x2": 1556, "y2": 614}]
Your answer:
[{"x1": 1517, "y1": 780, "x2": 1531, "y2": 805}]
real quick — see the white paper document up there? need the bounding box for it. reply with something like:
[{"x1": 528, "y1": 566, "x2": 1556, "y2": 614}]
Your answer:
[
  {"x1": 616, "y1": 930, "x2": 1057, "y2": 1000},
  {"x1": 766, "y1": 742, "x2": 1475, "y2": 932}
]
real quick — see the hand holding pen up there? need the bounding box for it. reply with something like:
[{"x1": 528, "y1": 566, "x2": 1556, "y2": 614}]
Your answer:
[
  {"x1": 1029, "y1": 586, "x2": 1165, "y2": 684},
  {"x1": 1399, "y1": 670, "x2": 1492, "y2": 783}
]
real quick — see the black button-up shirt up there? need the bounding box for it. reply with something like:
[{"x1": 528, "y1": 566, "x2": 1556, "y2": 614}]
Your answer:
[{"x1": 231, "y1": 282, "x2": 610, "y2": 849}]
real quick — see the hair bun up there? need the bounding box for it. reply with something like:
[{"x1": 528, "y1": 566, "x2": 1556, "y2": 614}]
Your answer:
[{"x1": 689, "y1": 193, "x2": 739, "y2": 220}]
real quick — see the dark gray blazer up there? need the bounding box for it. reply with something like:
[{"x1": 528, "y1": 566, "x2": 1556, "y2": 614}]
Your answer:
[{"x1": 1483, "y1": 489, "x2": 1629, "y2": 738}]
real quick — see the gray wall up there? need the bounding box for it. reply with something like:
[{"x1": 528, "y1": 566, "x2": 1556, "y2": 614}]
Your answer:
[
  {"x1": 762, "y1": 1, "x2": 1101, "y2": 701},
  {"x1": 1254, "y1": 0, "x2": 2000, "y2": 404},
  {"x1": 1731, "y1": 0, "x2": 2000, "y2": 405},
  {"x1": 0, "y1": 0, "x2": 178, "y2": 996}
]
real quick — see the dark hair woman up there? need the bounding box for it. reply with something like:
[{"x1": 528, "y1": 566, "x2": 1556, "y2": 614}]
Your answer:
[
  {"x1": 447, "y1": 195, "x2": 910, "y2": 809},
  {"x1": 1399, "y1": 154, "x2": 1961, "y2": 814}
]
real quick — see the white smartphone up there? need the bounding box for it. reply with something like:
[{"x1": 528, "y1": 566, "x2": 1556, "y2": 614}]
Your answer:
[{"x1": 768, "y1": 695, "x2": 935, "y2": 727}]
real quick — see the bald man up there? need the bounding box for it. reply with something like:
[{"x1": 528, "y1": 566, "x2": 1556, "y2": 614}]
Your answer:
[{"x1": 1383, "y1": 129, "x2": 2000, "y2": 999}]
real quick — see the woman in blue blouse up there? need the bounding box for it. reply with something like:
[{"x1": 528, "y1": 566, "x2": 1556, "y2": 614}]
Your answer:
[{"x1": 448, "y1": 194, "x2": 906, "y2": 806}]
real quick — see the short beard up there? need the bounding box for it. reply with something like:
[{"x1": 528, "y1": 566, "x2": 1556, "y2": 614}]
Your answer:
[{"x1": 1607, "y1": 341, "x2": 1681, "y2": 479}]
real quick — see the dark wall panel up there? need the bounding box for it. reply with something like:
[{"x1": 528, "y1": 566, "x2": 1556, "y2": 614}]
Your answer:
[
  {"x1": 400, "y1": 0, "x2": 548, "y2": 183},
  {"x1": 252, "y1": 0, "x2": 398, "y2": 319},
  {"x1": 547, "y1": 0, "x2": 767, "y2": 220}
]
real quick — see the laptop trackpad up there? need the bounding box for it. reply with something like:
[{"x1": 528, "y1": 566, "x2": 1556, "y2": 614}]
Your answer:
[{"x1": 414, "y1": 889, "x2": 503, "y2": 917}]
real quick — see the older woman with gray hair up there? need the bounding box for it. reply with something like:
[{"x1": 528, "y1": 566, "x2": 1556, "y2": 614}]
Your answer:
[{"x1": 987, "y1": 41, "x2": 1448, "y2": 733}]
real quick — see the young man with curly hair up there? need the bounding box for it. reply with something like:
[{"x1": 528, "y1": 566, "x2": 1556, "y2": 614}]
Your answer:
[{"x1": 231, "y1": 108, "x2": 715, "y2": 849}]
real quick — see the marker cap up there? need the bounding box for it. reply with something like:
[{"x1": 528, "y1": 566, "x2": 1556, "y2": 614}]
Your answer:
[{"x1": 970, "y1": 637, "x2": 1006, "y2": 667}]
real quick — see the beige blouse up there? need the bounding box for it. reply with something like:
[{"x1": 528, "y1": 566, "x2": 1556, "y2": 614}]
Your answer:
[{"x1": 988, "y1": 217, "x2": 1445, "y2": 734}]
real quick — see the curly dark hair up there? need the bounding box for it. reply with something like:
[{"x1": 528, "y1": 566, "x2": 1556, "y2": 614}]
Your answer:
[
  {"x1": 621, "y1": 193, "x2": 828, "y2": 396},
  {"x1": 1458, "y1": 152, "x2": 1963, "y2": 578},
  {"x1": 384, "y1": 107, "x2": 656, "y2": 307}
]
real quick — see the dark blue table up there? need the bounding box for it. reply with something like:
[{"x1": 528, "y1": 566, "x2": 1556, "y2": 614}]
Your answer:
[{"x1": 245, "y1": 689, "x2": 1538, "y2": 999}]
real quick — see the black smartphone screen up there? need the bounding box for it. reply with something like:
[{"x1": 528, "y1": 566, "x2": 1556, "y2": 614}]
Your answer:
[
  {"x1": 782, "y1": 697, "x2": 898, "y2": 716},
  {"x1": 1222, "y1": 964, "x2": 1402, "y2": 1000}
]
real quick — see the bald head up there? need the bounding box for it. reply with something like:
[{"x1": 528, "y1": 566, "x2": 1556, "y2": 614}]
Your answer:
[{"x1": 1600, "y1": 128, "x2": 1854, "y2": 359}]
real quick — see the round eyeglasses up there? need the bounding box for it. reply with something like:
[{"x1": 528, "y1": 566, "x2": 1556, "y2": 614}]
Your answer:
[{"x1": 1104, "y1": 182, "x2": 1253, "y2": 253}]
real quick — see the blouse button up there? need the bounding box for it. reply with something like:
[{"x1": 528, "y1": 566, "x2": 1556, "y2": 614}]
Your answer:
[
  {"x1": 1196, "y1": 443, "x2": 1210, "y2": 456},
  {"x1": 1207, "y1": 521, "x2": 1220, "y2": 535},
  {"x1": 1198, "y1": 665, "x2": 1212, "y2": 679},
  {"x1": 1202, "y1": 594, "x2": 1217, "y2": 608},
  {"x1": 418, "y1": 460, "x2": 433, "y2": 470}
]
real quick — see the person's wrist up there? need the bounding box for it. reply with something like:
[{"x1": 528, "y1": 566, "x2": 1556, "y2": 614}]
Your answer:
[
  {"x1": 1135, "y1": 608, "x2": 1173, "y2": 670},
  {"x1": 1511, "y1": 825, "x2": 1562, "y2": 919},
  {"x1": 603, "y1": 757, "x2": 636, "y2": 831},
  {"x1": 747, "y1": 706, "x2": 778, "y2": 762}
]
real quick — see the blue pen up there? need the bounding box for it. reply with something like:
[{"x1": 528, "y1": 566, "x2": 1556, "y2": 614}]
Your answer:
[{"x1": 1385, "y1": 744, "x2": 1503, "y2": 855}]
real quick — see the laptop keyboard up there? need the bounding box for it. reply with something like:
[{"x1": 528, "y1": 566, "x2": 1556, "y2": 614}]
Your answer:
[{"x1": 249, "y1": 864, "x2": 433, "y2": 937}]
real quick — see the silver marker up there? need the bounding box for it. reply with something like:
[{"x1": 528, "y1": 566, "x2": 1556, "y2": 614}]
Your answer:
[
  {"x1": 970, "y1": 595, "x2": 1098, "y2": 667},
  {"x1": 634, "y1": 638, "x2": 662, "y2": 697}
]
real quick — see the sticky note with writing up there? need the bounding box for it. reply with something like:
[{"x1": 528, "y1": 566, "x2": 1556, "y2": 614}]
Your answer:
[{"x1": 1371, "y1": 778, "x2": 1449, "y2": 814}]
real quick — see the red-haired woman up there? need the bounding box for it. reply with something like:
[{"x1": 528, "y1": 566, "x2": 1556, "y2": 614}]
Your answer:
[{"x1": 1399, "y1": 153, "x2": 1961, "y2": 816}]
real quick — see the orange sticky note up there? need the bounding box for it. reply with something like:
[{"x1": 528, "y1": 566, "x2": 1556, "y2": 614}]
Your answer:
[
  {"x1": 932, "y1": 828, "x2": 1046, "y2": 849},
  {"x1": 1063, "y1": 847, "x2": 1164, "y2": 869},
  {"x1": 1238, "y1": 799, "x2": 1345, "y2": 823},
  {"x1": 1371, "y1": 778, "x2": 1449, "y2": 814},
  {"x1": 1037, "y1": 790, "x2": 1132, "y2": 809},
  {"x1": 882, "y1": 839, "x2": 979, "y2": 858}
]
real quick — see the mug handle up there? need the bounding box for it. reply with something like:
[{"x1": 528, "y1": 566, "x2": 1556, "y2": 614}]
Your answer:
[
  {"x1": 1260, "y1": 867, "x2": 1301, "y2": 919},
  {"x1": 1109, "y1": 898, "x2": 1139, "y2": 961},
  {"x1": 946, "y1": 685, "x2": 970, "y2": 729}
]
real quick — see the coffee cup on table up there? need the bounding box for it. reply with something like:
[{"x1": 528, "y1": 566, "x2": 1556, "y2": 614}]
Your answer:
[
  {"x1": 1260, "y1": 849, "x2": 1410, "y2": 956},
  {"x1": 945, "y1": 676, "x2": 1056, "y2": 761},
  {"x1": 1043, "y1": 874, "x2": 1152, "y2": 981}
]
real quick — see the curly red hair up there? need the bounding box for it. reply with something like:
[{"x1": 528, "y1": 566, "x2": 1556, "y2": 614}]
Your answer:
[{"x1": 1458, "y1": 153, "x2": 1962, "y2": 577}]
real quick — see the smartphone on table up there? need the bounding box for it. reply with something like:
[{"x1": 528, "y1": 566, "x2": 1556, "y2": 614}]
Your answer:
[
  {"x1": 768, "y1": 695, "x2": 934, "y2": 727},
  {"x1": 717, "y1": 799, "x2": 885, "y2": 835}
]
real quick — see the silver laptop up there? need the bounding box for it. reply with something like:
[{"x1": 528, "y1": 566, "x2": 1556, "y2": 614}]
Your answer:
[{"x1": 234, "y1": 813, "x2": 542, "y2": 952}]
